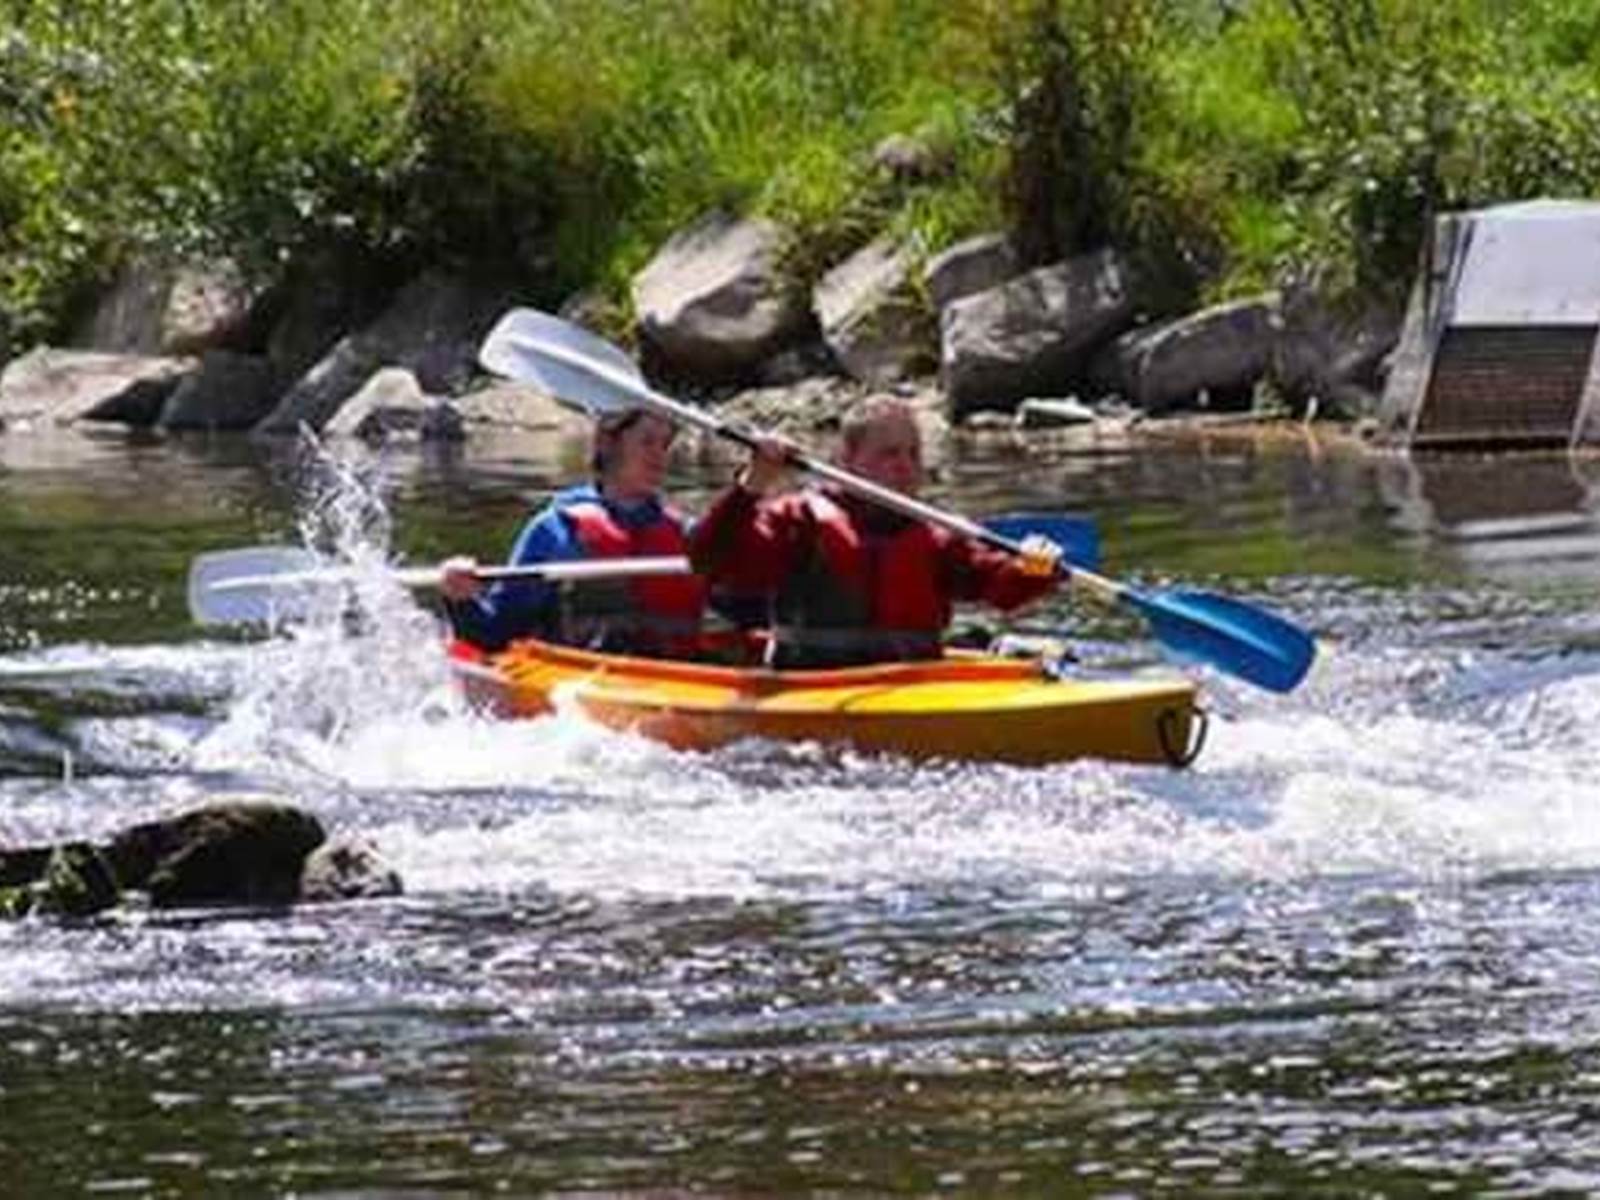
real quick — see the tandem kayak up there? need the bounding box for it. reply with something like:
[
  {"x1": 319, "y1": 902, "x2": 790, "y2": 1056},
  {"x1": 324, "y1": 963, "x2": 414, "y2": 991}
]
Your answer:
[{"x1": 448, "y1": 638, "x2": 1206, "y2": 767}]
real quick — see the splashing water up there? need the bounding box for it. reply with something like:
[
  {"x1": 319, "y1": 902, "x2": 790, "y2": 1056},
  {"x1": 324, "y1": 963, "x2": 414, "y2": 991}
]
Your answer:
[{"x1": 8, "y1": 435, "x2": 1600, "y2": 906}]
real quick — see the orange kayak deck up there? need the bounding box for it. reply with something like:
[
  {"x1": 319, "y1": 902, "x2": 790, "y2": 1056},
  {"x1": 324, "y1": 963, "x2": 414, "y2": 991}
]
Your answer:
[{"x1": 448, "y1": 638, "x2": 1204, "y2": 767}]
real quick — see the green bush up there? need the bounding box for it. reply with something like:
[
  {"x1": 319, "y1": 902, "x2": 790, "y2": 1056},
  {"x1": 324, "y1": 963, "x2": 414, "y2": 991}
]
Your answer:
[
  {"x1": 4, "y1": 0, "x2": 1600, "y2": 351},
  {"x1": 0, "y1": 0, "x2": 422, "y2": 345}
]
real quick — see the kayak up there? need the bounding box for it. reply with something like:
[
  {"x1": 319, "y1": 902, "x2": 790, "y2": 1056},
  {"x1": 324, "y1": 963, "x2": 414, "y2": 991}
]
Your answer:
[{"x1": 448, "y1": 638, "x2": 1205, "y2": 767}]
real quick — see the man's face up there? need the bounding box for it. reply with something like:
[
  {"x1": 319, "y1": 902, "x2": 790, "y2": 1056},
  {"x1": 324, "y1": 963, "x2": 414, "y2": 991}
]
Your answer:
[{"x1": 841, "y1": 413, "x2": 922, "y2": 496}]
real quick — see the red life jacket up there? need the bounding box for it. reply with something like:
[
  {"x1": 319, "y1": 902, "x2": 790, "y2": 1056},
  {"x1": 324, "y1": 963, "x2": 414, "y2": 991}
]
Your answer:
[
  {"x1": 562, "y1": 499, "x2": 706, "y2": 657},
  {"x1": 774, "y1": 491, "x2": 947, "y2": 665}
]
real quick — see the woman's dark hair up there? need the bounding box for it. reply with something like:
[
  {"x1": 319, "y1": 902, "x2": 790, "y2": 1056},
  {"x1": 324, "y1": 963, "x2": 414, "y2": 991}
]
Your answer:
[{"x1": 591, "y1": 409, "x2": 646, "y2": 475}]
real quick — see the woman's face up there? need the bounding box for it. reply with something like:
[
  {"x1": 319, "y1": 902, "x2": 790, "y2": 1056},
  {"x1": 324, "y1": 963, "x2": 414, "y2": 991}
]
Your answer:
[{"x1": 602, "y1": 413, "x2": 677, "y2": 498}]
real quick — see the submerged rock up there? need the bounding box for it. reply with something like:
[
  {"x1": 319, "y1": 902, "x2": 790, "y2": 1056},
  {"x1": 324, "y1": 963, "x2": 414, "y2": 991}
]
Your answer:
[
  {"x1": 0, "y1": 798, "x2": 401, "y2": 918},
  {"x1": 108, "y1": 800, "x2": 327, "y2": 907},
  {"x1": 300, "y1": 837, "x2": 402, "y2": 902},
  {"x1": 0, "y1": 843, "x2": 120, "y2": 919}
]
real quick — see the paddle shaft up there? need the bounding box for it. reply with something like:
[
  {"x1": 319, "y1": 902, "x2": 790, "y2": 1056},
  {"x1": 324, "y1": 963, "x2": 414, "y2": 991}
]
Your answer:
[
  {"x1": 210, "y1": 556, "x2": 691, "y2": 594},
  {"x1": 527, "y1": 343, "x2": 1139, "y2": 605},
  {"x1": 533, "y1": 341, "x2": 1044, "y2": 561}
]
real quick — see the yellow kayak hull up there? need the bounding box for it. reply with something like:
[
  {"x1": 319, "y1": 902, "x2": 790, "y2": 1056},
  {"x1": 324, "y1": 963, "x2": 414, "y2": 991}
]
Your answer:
[{"x1": 451, "y1": 638, "x2": 1203, "y2": 767}]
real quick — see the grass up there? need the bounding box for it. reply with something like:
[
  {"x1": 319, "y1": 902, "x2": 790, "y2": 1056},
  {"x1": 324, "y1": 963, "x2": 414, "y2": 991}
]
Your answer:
[{"x1": 3, "y1": 0, "x2": 1599, "y2": 351}]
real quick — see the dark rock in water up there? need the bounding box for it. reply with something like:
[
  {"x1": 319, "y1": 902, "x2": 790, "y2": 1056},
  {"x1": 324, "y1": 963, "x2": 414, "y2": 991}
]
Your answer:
[
  {"x1": 158, "y1": 350, "x2": 279, "y2": 431},
  {"x1": 300, "y1": 836, "x2": 402, "y2": 902},
  {"x1": 0, "y1": 798, "x2": 401, "y2": 916},
  {"x1": 0, "y1": 843, "x2": 120, "y2": 918},
  {"x1": 36, "y1": 844, "x2": 121, "y2": 916},
  {"x1": 111, "y1": 801, "x2": 325, "y2": 907},
  {"x1": 0, "y1": 845, "x2": 55, "y2": 889}
]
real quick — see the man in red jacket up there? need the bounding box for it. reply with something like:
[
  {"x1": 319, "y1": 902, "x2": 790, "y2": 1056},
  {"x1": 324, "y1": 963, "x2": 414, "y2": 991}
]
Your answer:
[{"x1": 689, "y1": 395, "x2": 1063, "y2": 667}]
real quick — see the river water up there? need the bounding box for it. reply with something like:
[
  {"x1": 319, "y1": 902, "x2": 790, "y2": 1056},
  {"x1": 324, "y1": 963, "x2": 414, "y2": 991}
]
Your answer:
[{"x1": 3, "y1": 423, "x2": 1600, "y2": 1195}]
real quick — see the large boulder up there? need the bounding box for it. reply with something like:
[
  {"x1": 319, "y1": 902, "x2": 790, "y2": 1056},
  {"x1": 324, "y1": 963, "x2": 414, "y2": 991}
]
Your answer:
[
  {"x1": 923, "y1": 233, "x2": 1018, "y2": 312},
  {"x1": 813, "y1": 236, "x2": 932, "y2": 384},
  {"x1": 0, "y1": 347, "x2": 194, "y2": 428},
  {"x1": 939, "y1": 248, "x2": 1135, "y2": 416},
  {"x1": 255, "y1": 270, "x2": 516, "y2": 435},
  {"x1": 323, "y1": 366, "x2": 465, "y2": 442},
  {"x1": 1097, "y1": 296, "x2": 1279, "y2": 414},
  {"x1": 1275, "y1": 288, "x2": 1401, "y2": 420},
  {"x1": 158, "y1": 350, "x2": 279, "y2": 431},
  {"x1": 70, "y1": 255, "x2": 258, "y2": 356},
  {"x1": 633, "y1": 211, "x2": 810, "y2": 380},
  {"x1": 0, "y1": 798, "x2": 402, "y2": 916}
]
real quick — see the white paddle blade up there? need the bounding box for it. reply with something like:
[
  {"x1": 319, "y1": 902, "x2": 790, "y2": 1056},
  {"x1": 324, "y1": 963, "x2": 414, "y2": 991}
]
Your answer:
[
  {"x1": 187, "y1": 546, "x2": 323, "y2": 627},
  {"x1": 187, "y1": 544, "x2": 696, "y2": 627},
  {"x1": 478, "y1": 308, "x2": 644, "y2": 418}
]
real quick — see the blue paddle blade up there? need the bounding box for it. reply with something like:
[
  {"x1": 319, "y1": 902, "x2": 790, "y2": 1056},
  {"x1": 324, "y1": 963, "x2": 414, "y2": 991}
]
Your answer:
[
  {"x1": 984, "y1": 513, "x2": 1100, "y2": 570},
  {"x1": 1128, "y1": 588, "x2": 1316, "y2": 693}
]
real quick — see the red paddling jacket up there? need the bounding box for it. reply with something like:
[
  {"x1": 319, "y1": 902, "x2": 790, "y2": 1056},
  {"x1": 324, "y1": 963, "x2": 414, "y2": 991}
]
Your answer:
[{"x1": 689, "y1": 483, "x2": 1054, "y2": 667}]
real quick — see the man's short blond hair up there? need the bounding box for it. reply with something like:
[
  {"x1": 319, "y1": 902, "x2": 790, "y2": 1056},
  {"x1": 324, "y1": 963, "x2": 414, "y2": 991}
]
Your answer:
[{"x1": 839, "y1": 394, "x2": 917, "y2": 455}]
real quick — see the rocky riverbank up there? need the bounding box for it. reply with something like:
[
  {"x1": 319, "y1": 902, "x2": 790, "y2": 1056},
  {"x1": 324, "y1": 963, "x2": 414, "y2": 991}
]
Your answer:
[{"x1": 0, "y1": 203, "x2": 1403, "y2": 455}]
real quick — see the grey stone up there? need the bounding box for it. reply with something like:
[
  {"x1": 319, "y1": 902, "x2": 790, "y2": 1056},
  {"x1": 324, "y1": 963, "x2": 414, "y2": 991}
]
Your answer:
[
  {"x1": 940, "y1": 249, "x2": 1136, "y2": 415},
  {"x1": 633, "y1": 211, "x2": 810, "y2": 380},
  {"x1": 0, "y1": 347, "x2": 194, "y2": 428},
  {"x1": 924, "y1": 233, "x2": 1018, "y2": 312},
  {"x1": 325, "y1": 366, "x2": 465, "y2": 442},
  {"x1": 158, "y1": 350, "x2": 279, "y2": 431},
  {"x1": 1106, "y1": 296, "x2": 1279, "y2": 414},
  {"x1": 814, "y1": 237, "x2": 932, "y2": 384},
  {"x1": 256, "y1": 270, "x2": 517, "y2": 434}
]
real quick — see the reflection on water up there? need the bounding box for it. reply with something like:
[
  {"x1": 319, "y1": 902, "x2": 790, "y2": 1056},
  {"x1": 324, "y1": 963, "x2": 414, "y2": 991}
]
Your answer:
[
  {"x1": 1377, "y1": 450, "x2": 1600, "y2": 581},
  {"x1": 3, "y1": 426, "x2": 1600, "y2": 1192}
]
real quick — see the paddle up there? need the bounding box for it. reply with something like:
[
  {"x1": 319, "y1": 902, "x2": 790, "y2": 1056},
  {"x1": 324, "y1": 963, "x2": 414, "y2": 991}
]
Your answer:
[
  {"x1": 479, "y1": 308, "x2": 1316, "y2": 692},
  {"x1": 984, "y1": 513, "x2": 1099, "y2": 571},
  {"x1": 188, "y1": 545, "x2": 690, "y2": 627}
]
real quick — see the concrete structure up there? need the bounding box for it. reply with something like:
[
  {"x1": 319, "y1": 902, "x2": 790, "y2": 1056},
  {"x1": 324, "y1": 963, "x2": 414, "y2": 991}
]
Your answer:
[{"x1": 1381, "y1": 200, "x2": 1600, "y2": 448}]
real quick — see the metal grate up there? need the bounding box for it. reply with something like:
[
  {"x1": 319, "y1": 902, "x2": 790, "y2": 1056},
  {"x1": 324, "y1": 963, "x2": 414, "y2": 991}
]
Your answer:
[{"x1": 1412, "y1": 325, "x2": 1596, "y2": 447}]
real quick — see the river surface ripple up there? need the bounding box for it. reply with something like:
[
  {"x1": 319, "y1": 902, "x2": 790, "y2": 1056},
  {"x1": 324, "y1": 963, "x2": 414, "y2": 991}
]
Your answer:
[{"x1": 2, "y1": 428, "x2": 1600, "y2": 1195}]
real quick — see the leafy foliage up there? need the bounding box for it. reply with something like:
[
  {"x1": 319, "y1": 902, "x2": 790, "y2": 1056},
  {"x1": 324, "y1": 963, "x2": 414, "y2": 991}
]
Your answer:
[{"x1": 3, "y1": 0, "x2": 1600, "y2": 349}]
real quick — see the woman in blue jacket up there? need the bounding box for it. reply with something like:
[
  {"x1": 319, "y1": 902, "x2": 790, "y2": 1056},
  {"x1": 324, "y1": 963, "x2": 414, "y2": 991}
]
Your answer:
[{"x1": 441, "y1": 410, "x2": 706, "y2": 656}]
